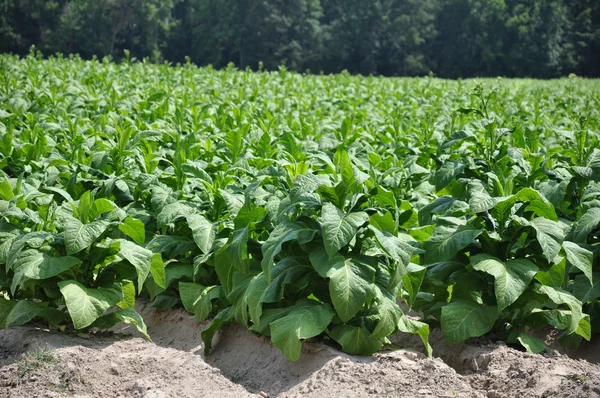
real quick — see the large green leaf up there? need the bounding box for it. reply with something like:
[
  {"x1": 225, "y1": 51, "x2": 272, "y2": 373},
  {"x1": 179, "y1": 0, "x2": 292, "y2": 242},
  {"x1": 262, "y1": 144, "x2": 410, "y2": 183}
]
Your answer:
[
  {"x1": 118, "y1": 216, "x2": 145, "y2": 245},
  {"x1": 10, "y1": 249, "x2": 80, "y2": 294},
  {"x1": 471, "y1": 254, "x2": 538, "y2": 311},
  {"x1": 92, "y1": 308, "x2": 150, "y2": 340},
  {"x1": 535, "y1": 284, "x2": 583, "y2": 334},
  {"x1": 201, "y1": 306, "x2": 235, "y2": 355},
  {"x1": 63, "y1": 216, "x2": 109, "y2": 255},
  {"x1": 370, "y1": 226, "x2": 413, "y2": 269},
  {"x1": 269, "y1": 299, "x2": 334, "y2": 361},
  {"x1": 247, "y1": 274, "x2": 268, "y2": 326},
  {"x1": 215, "y1": 227, "x2": 248, "y2": 294},
  {"x1": 308, "y1": 246, "x2": 345, "y2": 278},
  {"x1": 562, "y1": 241, "x2": 593, "y2": 284},
  {"x1": 1, "y1": 300, "x2": 68, "y2": 328},
  {"x1": 149, "y1": 253, "x2": 166, "y2": 289},
  {"x1": 157, "y1": 202, "x2": 191, "y2": 229},
  {"x1": 320, "y1": 203, "x2": 368, "y2": 257},
  {"x1": 328, "y1": 257, "x2": 375, "y2": 322},
  {"x1": 187, "y1": 214, "x2": 215, "y2": 253},
  {"x1": 260, "y1": 257, "x2": 313, "y2": 303},
  {"x1": 441, "y1": 300, "x2": 498, "y2": 343},
  {"x1": 328, "y1": 324, "x2": 382, "y2": 355},
  {"x1": 435, "y1": 160, "x2": 466, "y2": 191},
  {"x1": 424, "y1": 224, "x2": 482, "y2": 264},
  {"x1": 528, "y1": 218, "x2": 569, "y2": 262},
  {"x1": 397, "y1": 316, "x2": 432, "y2": 357},
  {"x1": 572, "y1": 208, "x2": 600, "y2": 243},
  {"x1": 179, "y1": 282, "x2": 222, "y2": 322},
  {"x1": 58, "y1": 280, "x2": 122, "y2": 329},
  {"x1": 261, "y1": 221, "x2": 316, "y2": 280},
  {"x1": 572, "y1": 273, "x2": 600, "y2": 303},
  {"x1": 110, "y1": 239, "x2": 153, "y2": 292},
  {"x1": 515, "y1": 333, "x2": 547, "y2": 354},
  {"x1": 370, "y1": 290, "x2": 402, "y2": 338},
  {"x1": 402, "y1": 263, "x2": 427, "y2": 308}
]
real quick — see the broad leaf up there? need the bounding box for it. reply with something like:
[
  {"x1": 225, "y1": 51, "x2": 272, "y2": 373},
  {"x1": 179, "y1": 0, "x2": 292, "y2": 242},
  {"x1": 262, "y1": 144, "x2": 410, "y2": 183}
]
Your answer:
[
  {"x1": 11, "y1": 249, "x2": 80, "y2": 294},
  {"x1": 471, "y1": 254, "x2": 538, "y2": 311},
  {"x1": 441, "y1": 300, "x2": 498, "y2": 343},
  {"x1": 119, "y1": 216, "x2": 146, "y2": 245},
  {"x1": 424, "y1": 224, "x2": 482, "y2": 264},
  {"x1": 63, "y1": 217, "x2": 109, "y2": 255},
  {"x1": 328, "y1": 324, "x2": 382, "y2": 355},
  {"x1": 320, "y1": 203, "x2": 368, "y2": 257},
  {"x1": 328, "y1": 257, "x2": 375, "y2": 322},
  {"x1": 261, "y1": 221, "x2": 316, "y2": 280},
  {"x1": 58, "y1": 280, "x2": 122, "y2": 329},
  {"x1": 269, "y1": 299, "x2": 334, "y2": 361}
]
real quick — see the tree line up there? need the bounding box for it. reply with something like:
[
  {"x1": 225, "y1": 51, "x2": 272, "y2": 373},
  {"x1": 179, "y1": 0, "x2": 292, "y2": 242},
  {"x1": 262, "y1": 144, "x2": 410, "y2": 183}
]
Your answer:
[{"x1": 1, "y1": 0, "x2": 599, "y2": 78}]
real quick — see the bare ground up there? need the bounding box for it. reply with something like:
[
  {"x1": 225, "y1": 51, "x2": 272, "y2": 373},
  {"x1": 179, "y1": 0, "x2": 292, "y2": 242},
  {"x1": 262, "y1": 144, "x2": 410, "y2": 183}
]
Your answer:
[{"x1": 0, "y1": 303, "x2": 599, "y2": 398}]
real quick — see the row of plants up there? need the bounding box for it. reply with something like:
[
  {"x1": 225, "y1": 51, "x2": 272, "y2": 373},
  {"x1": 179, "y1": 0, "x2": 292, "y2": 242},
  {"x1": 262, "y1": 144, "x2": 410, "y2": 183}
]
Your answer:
[{"x1": 0, "y1": 54, "x2": 599, "y2": 360}]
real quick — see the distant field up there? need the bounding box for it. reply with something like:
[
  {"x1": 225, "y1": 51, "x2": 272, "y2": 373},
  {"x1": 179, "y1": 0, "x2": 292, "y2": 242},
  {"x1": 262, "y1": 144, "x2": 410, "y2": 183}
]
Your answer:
[{"x1": 1, "y1": 54, "x2": 599, "y2": 361}]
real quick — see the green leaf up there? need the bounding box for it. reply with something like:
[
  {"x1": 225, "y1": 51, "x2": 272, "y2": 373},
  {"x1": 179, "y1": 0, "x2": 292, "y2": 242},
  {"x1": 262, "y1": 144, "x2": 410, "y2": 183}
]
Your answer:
[
  {"x1": 524, "y1": 200, "x2": 558, "y2": 221},
  {"x1": 534, "y1": 258, "x2": 566, "y2": 288},
  {"x1": 215, "y1": 227, "x2": 248, "y2": 294},
  {"x1": 439, "y1": 130, "x2": 475, "y2": 153},
  {"x1": 261, "y1": 221, "x2": 316, "y2": 280},
  {"x1": 572, "y1": 208, "x2": 600, "y2": 243},
  {"x1": 77, "y1": 191, "x2": 92, "y2": 224},
  {"x1": 92, "y1": 308, "x2": 150, "y2": 340},
  {"x1": 269, "y1": 299, "x2": 334, "y2": 361},
  {"x1": 228, "y1": 274, "x2": 253, "y2": 326},
  {"x1": 515, "y1": 333, "x2": 547, "y2": 353},
  {"x1": 424, "y1": 224, "x2": 482, "y2": 264},
  {"x1": 247, "y1": 274, "x2": 268, "y2": 326},
  {"x1": 397, "y1": 316, "x2": 432, "y2": 357},
  {"x1": 201, "y1": 306, "x2": 235, "y2": 355},
  {"x1": 226, "y1": 128, "x2": 244, "y2": 161},
  {"x1": 369, "y1": 211, "x2": 396, "y2": 234},
  {"x1": 370, "y1": 291, "x2": 402, "y2": 338},
  {"x1": 110, "y1": 239, "x2": 153, "y2": 293},
  {"x1": 179, "y1": 282, "x2": 222, "y2": 322},
  {"x1": 187, "y1": 214, "x2": 215, "y2": 254},
  {"x1": 117, "y1": 281, "x2": 136, "y2": 309},
  {"x1": 328, "y1": 324, "x2": 382, "y2": 355},
  {"x1": 529, "y1": 218, "x2": 568, "y2": 262},
  {"x1": 328, "y1": 257, "x2": 375, "y2": 322},
  {"x1": 0, "y1": 180, "x2": 14, "y2": 200},
  {"x1": 536, "y1": 285, "x2": 582, "y2": 334},
  {"x1": 3, "y1": 300, "x2": 67, "y2": 328},
  {"x1": 89, "y1": 198, "x2": 115, "y2": 220},
  {"x1": 58, "y1": 280, "x2": 122, "y2": 329},
  {"x1": 441, "y1": 300, "x2": 498, "y2": 343},
  {"x1": 320, "y1": 203, "x2": 369, "y2": 257},
  {"x1": 562, "y1": 241, "x2": 593, "y2": 284},
  {"x1": 149, "y1": 253, "x2": 166, "y2": 289},
  {"x1": 0, "y1": 299, "x2": 16, "y2": 327},
  {"x1": 308, "y1": 246, "x2": 345, "y2": 278},
  {"x1": 157, "y1": 202, "x2": 191, "y2": 229},
  {"x1": 370, "y1": 226, "x2": 413, "y2": 269},
  {"x1": 63, "y1": 217, "x2": 109, "y2": 255},
  {"x1": 471, "y1": 254, "x2": 538, "y2": 311},
  {"x1": 260, "y1": 257, "x2": 312, "y2": 303},
  {"x1": 119, "y1": 216, "x2": 146, "y2": 245},
  {"x1": 402, "y1": 263, "x2": 426, "y2": 308},
  {"x1": 572, "y1": 273, "x2": 600, "y2": 303},
  {"x1": 11, "y1": 249, "x2": 80, "y2": 294},
  {"x1": 435, "y1": 160, "x2": 466, "y2": 191}
]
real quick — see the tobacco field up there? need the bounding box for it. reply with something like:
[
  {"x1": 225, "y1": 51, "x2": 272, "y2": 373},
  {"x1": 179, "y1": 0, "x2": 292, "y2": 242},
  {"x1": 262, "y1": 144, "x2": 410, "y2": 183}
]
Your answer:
[{"x1": 1, "y1": 53, "x2": 599, "y2": 362}]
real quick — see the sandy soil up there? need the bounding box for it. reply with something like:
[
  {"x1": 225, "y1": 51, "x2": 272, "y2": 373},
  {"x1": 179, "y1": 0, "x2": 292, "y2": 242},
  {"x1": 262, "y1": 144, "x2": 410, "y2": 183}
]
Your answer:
[{"x1": 0, "y1": 303, "x2": 599, "y2": 398}]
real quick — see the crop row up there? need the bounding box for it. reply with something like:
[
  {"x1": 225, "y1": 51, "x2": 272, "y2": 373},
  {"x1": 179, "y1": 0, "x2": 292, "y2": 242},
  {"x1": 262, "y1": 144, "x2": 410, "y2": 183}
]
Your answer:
[{"x1": 0, "y1": 54, "x2": 599, "y2": 360}]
